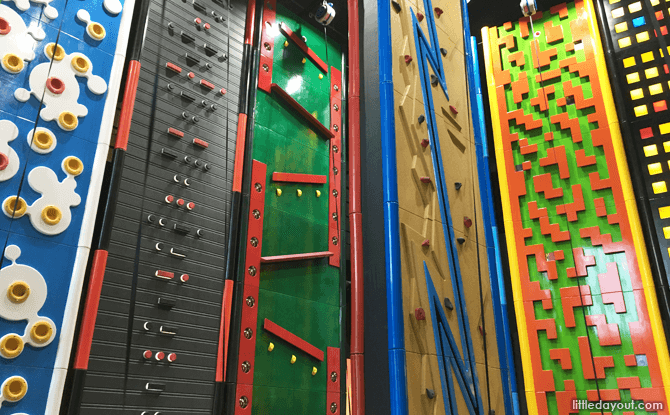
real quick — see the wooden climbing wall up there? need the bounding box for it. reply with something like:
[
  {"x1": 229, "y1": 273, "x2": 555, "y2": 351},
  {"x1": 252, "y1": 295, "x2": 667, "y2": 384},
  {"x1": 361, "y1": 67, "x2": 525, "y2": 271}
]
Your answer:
[
  {"x1": 483, "y1": 0, "x2": 670, "y2": 413},
  {"x1": 389, "y1": 0, "x2": 508, "y2": 413}
]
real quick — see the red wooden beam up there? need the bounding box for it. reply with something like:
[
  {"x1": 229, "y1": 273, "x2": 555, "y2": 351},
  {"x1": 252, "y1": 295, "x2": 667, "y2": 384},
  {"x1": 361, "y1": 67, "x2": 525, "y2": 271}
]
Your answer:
[
  {"x1": 270, "y1": 83, "x2": 334, "y2": 139},
  {"x1": 260, "y1": 251, "x2": 333, "y2": 264},
  {"x1": 263, "y1": 318, "x2": 325, "y2": 361},
  {"x1": 279, "y1": 22, "x2": 329, "y2": 73},
  {"x1": 272, "y1": 172, "x2": 327, "y2": 184}
]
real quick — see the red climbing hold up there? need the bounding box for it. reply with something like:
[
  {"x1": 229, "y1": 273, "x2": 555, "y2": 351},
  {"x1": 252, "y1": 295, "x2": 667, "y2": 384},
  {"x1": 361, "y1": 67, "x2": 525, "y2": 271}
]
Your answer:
[
  {"x1": 422, "y1": 239, "x2": 430, "y2": 247},
  {"x1": 420, "y1": 176, "x2": 431, "y2": 183},
  {"x1": 434, "y1": 7, "x2": 443, "y2": 17},
  {"x1": 415, "y1": 308, "x2": 426, "y2": 320},
  {"x1": 417, "y1": 12, "x2": 424, "y2": 22},
  {"x1": 0, "y1": 153, "x2": 9, "y2": 171},
  {"x1": 405, "y1": 55, "x2": 413, "y2": 64},
  {"x1": 46, "y1": 77, "x2": 65, "y2": 94},
  {"x1": 464, "y1": 217, "x2": 472, "y2": 228},
  {"x1": 449, "y1": 105, "x2": 458, "y2": 115},
  {"x1": 421, "y1": 139, "x2": 429, "y2": 148},
  {"x1": 0, "y1": 17, "x2": 11, "y2": 35}
]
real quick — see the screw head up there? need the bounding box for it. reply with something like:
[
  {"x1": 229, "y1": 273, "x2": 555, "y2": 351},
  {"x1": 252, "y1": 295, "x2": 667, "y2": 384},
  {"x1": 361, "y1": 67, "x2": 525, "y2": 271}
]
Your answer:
[
  {"x1": 246, "y1": 296, "x2": 255, "y2": 307},
  {"x1": 264, "y1": 42, "x2": 271, "y2": 51},
  {"x1": 241, "y1": 361, "x2": 251, "y2": 373},
  {"x1": 239, "y1": 396, "x2": 249, "y2": 408},
  {"x1": 250, "y1": 237, "x2": 259, "y2": 247},
  {"x1": 333, "y1": 167, "x2": 338, "y2": 175},
  {"x1": 244, "y1": 328, "x2": 253, "y2": 339},
  {"x1": 330, "y1": 403, "x2": 337, "y2": 413},
  {"x1": 248, "y1": 265, "x2": 257, "y2": 276},
  {"x1": 254, "y1": 182, "x2": 263, "y2": 192},
  {"x1": 252, "y1": 209, "x2": 261, "y2": 219},
  {"x1": 333, "y1": 124, "x2": 339, "y2": 132},
  {"x1": 332, "y1": 212, "x2": 338, "y2": 221},
  {"x1": 334, "y1": 104, "x2": 339, "y2": 111},
  {"x1": 333, "y1": 145, "x2": 339, "y2": 153},
  {"x1": 332, "y1": 236, "x2": 339, "y2": 245},
  {"x1": 334, "y1": 85, "x2": 339, "y2": 91},
  {"x1": 262, "y1": 64, "x2": 269, "y2": 72},
  {"x1": 331, "y1": 371, "x2": 338, "y2": 382},
  {"x1": 332, "y1": 189, "x2": 338, "y2": 197}
]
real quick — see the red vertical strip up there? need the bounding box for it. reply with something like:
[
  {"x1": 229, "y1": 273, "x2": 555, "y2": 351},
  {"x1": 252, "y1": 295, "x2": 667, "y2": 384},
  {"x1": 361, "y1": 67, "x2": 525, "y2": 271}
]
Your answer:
[
  {"x1": 115, "y1": 61, "x2": 142, "y2": 151},
  {"x1": 327, "y1": 347, "x2": 341, "y2": 415},
  {"x1": 329, "y1": 67, "x2": 342, "y2": 268},
  {"x1": 257, "y1": 0, "x2": 276, "y2": 92},
  {"x1": 244, "y1": 0, "x2": 256, "y2": 45},
  {"x1": 73, "y1": 250, "x2": 109, "y2": 369},
  {"x1": 233, "y1": 113, "x2": 248, "y2": 193},
  {"x1": 347, "y1": 0, "x2": 364, "y2": 412},
  {"x1": 234, "y1": 160, "x2": 267, "y2": 414},
  {"x1": 216, "y1": 279, "x2": 234, "y2": 382}
]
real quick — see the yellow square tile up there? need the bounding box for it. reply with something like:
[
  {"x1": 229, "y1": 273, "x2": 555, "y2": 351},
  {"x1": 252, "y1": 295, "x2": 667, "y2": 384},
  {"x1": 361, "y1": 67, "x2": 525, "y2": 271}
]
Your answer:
[
  {"x1": 662, "y1": 123, "x2": 670, "y2": 135},
  {"x1": 610, "y1": 0, "x2": 621, "y2": 3},
  {"x1": 637, "y1": 31, "x2": 650, "y2": 43},
  {"x1": 629, "y1": 1, "x2": 642, "y2": 12},
  {"x1": 619, "y1": 36, "x2": 632, "y2": 48},
  {"x1": 615, "y1": 22, "x2": 629, "y2": 33},
  {"x1": 624, "y1": 56, "x2": 637, "y2": 67},
  {"x1": 631, "y1": 88, "x2": 645, "y2": 100},
  {"x1": 649, "y1": 162, "x2": 663, "y2": 175},
  {"x1": 627, "y1": 72, "x2": 640, "y2": 83},
  {"x1": 644, "y1": 144, "x2": 659, "y2": 156},
  {"x1": 646, "y1": 67, "x2": 660, "y2": 78},
  {"x1": 653, "y1": 181, "x2": 668, "y2": 194},
  {"x1": 635, "y1": 104, "x2": 649, "y2": 117},
  {"x1": 642, "y1": 51, "x2": 655, "y2": 62},
  {"x1": 664, "y1": 141, "x2": 670, "y2": 153},
  {"x1": 612, "y1": 7, "x2": 625, "y2": 18},
  {"x1": 652, "y1": 0, "x2": 660, "y2": 5},
  {"x1": 650, "y1": 83, "x2": 664, "y2": 95},
  {"x1": 663, "y1": 226, "x2": 670, "y2": 239},
  {"x1": 660, "y1": 206, "x2": 670, "y2": 219}
]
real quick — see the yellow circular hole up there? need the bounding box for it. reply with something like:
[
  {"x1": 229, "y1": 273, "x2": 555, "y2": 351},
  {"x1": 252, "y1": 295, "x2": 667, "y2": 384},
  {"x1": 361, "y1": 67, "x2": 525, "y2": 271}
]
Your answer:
[
  {"x1": 2, "y1": 376, "x2": 27, "y2": 401},
  {"x1": 88, "y1": 22, "x2": 105, "y2": 40},
  {"x1": 58, "y1": 112, "x2": 78, "y2": 131},
  {"x1": 46, "y1": 43, "x2": 65, "y2": 61},
  {"x1": 71, "y1": 55, "x2": 90, "y2": 73},
  {"x1": 1, "y1": 335, "x2": 24, "y2": 359},
  {"x1": 2, "y1": 54, "x2": 24, "y2": 73},
  {"x1": 4, "y1": 196, "x2": 27, "y2": 218},
  {"x1": 7, "y1": 281, "x2": 29, "y2": 303},
  {"x1": 30, "y1": 321, "x2": 53, "y2": 344},
  {"x1": 63, "y1": 156, "x2": 83, "y2": 176},
  {"x1": 41, "y1": 205, "x2": 62, "y2": 226},
  {"x1": 33, "y1": 131, "x2": 53, "y2": 150}
]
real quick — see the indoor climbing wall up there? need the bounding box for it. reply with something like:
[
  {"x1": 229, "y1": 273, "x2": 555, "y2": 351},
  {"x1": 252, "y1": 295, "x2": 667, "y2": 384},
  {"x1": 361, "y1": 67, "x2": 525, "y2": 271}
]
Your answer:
[
  {"x1": 483, "y1": 0, "x2": 670, "y2": 413},
  {"x1": 226, "y1": 1, "x2": 346, "y2": 413},
  {"x1": 0, "y1": 0, "x2": 132, "y2": 413},
  {"x1": 383, "y1": 0, "x2": 515, "y2": 413},
  {"x1": 68, "y1": 0, "x2": 248, "y2": 413},
  {"x1": 596, "y1": 0, "x2": 670, "y2": 315}
]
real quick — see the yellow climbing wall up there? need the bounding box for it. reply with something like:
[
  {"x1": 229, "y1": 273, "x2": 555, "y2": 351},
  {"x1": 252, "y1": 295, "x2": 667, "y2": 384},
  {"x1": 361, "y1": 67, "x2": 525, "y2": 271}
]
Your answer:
[{"x1": 390, "y1": 0, "x2": 506, "y2": 413}]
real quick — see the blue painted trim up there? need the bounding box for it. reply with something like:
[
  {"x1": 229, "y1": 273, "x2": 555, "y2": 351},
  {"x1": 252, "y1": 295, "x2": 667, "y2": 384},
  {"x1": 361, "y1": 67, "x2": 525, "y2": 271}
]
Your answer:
[
  {"x1": 462, "y1": 5, "x2": 521, "y2": 409},
  {"x1": 378, "y1": 0, "x2": 408, "y2": 413}
]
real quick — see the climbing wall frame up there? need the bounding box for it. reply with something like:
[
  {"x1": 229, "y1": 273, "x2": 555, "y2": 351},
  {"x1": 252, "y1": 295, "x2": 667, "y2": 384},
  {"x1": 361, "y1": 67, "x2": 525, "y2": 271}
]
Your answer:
[
  {"x1": 226, "y1": 1, "x2": 346, "y2": 414},
  {"x1": 381, "y1": 0, "x2": 516, "y2": 413},
  {"x1": 0, "y1": 0, "x2": 133, "y2": 413},
  {"x1": 483, "y1": 0, "x2": 670, "y2": 413}
]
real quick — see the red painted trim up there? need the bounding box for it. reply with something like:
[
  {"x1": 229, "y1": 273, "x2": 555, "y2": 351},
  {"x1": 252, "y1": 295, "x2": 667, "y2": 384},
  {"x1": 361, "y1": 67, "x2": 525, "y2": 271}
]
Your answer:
[
  {"x1": 73, "y1": 250, "x2": 109, "y2": 370},
  {"x1": 115, "y1": 61, "x2": 141, "y2": 150},
  {"x1": 260, "y1": 251, "x2": 333, "y2": 263},
  {"x1": 327, "y1": 347, "x2": 341, "y2": 414},
  {"x1": 271, "y1": 83, "x2": 335, "y2": 139},
  {"x1": 234, "y1": 160, "x2": 267, "y2": 412},
  {"x1": 279, "y1": 22, "x2": 328, "y2": 73},
  {"x1": 347, "y1": 0, "x2": 364, "y2": 412},
  {"x1": 232, "y1": 113, "x2": 248, "y2": 193},
  {"x1": 244, "y1": 0, "x2": 256, "y2": 46},
  {"x1": 271, "y1": 172, "x2": 327, "y2": 184},
  {"x1": 258, "y1": 0, "x2": 276, "y2": 92},
  {"x1": 329, "y1": 67, "x2": 342, "y2": 267},
  {"x1": 216, "y1": 279, "x2": 234, "y2": 382},
  {"x1": 263, "y1": 319, "x2": 325, "y2": 361}
]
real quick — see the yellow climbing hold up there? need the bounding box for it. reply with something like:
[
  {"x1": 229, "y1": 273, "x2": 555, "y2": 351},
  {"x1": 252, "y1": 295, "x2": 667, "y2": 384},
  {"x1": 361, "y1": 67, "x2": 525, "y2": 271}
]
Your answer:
[
  {"x1": 276, "y1": 188, "x2": 282, "y2": 196},
  {"x1": 290, "y1": 355, "x2": 296, "y2": 364},
  {"x1": 268, "y1": 342, "x2": 274, "y2": 352},
  {"x1": 297, "y1": 189, "x2": 302, "y2": 197}
]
